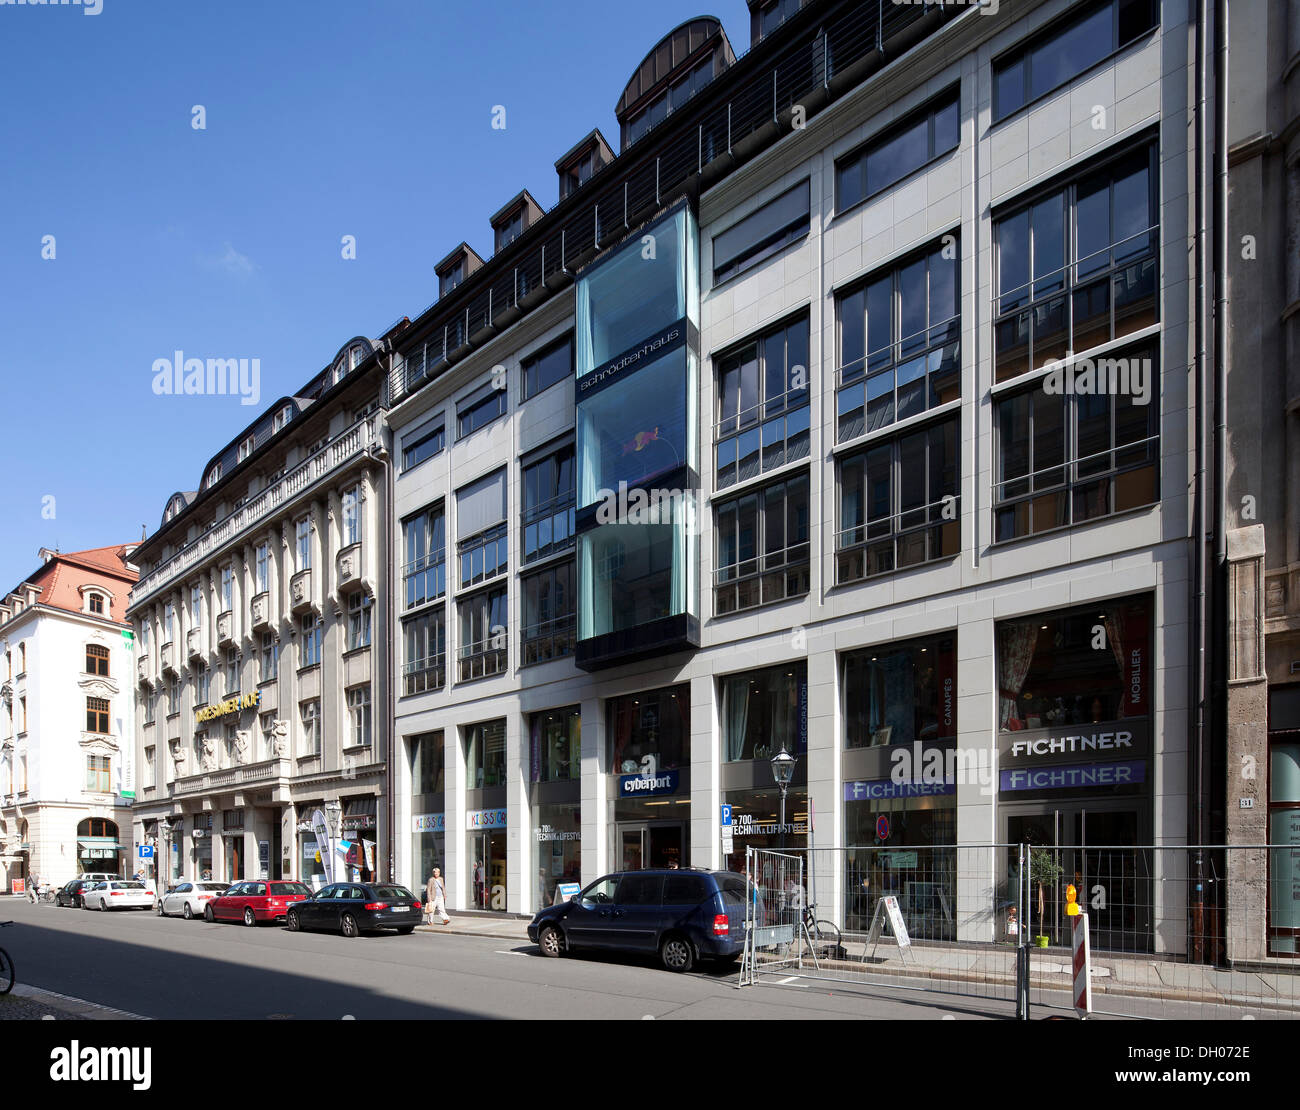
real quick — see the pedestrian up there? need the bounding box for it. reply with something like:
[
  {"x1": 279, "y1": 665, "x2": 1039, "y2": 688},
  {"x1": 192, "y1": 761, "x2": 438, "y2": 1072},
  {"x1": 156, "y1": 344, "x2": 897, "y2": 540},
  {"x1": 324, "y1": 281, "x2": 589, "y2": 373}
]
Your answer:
[
  {"x1": 425, "y1": 867, "x2": 450, "y2": 925},
  {"x1": 27, "y1": 872, "x2": 40, "y2": 904}
]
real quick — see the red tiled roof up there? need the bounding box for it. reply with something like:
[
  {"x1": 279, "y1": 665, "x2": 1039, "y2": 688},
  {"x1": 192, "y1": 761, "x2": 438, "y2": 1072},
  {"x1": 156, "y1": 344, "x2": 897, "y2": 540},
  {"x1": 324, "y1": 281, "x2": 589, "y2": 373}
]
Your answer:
[{"x1": 7, "y1": 544, "x2": 139, "y2": 626}]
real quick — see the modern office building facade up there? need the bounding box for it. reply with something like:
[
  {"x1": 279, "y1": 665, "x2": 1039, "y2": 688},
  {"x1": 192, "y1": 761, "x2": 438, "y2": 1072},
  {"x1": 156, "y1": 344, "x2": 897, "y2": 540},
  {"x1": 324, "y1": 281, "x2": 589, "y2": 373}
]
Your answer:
[
  {"x1": 127, "y1": 334, "x2": 400, "y2": 888},
  {"x1": 0, "y1": 545, "x2": 139, "y2": 888},
  {"x1": 383, "y1": 0, "x2": 1210, "y2": 951}
]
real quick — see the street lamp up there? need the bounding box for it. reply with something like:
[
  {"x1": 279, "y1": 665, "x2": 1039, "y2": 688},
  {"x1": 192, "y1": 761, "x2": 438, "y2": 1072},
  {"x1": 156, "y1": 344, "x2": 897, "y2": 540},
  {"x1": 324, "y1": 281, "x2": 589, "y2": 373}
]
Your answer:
[
  {"x1": 324, "y1": 800, "x2": 342, "y2": 884},
  {"x1": 769, "y1": 745, "x2": 797, "y2": 853}
]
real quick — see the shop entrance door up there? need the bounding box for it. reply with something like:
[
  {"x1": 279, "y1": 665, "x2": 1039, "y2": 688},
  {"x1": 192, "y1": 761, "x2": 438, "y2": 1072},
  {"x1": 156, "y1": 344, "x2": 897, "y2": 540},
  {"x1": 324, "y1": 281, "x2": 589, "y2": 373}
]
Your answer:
[
  {"x1": 469, "y1": 830, "x2": 507, "y2": 910},
  {"x1": 618, "y1": 823, "x2": 684, "y2": 871},
  {"x1": 1004, "y1": 804, "x2": 1149, "y2": 952}
]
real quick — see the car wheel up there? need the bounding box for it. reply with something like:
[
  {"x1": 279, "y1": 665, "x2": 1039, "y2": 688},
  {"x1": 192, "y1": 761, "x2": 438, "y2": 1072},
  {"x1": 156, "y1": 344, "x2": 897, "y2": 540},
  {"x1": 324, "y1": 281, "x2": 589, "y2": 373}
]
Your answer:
[
  {"x1": 156, "y1": 901, "x2": 165, "y2": 917},
  {"x1": 286, "y1": 910, "x2": 300, "y2": 933},
  {"x1": 204, "y1": 905, "x2": 215, "y2": 923},
  {"x1": 396, "y1": 926, "x2": 415, "y2": 936},
  {"x1": 97, "y1": 897, "x2": 106, "y2": 911},
  {"x1": 182, "y1": 903, "x2": 194, "y2": 920},
  {"x1": 340, "y1": 913, "x2": 359, "y2": 939},
  {"x1": 243, "y1": 907, "x2": 257, "y2": 928},
  {"x1": 660, "y1": 934, "x2": 694, "y2": 973},
  {"x1": 538, "y1": 924, "x2": 563, "y2": 958}
]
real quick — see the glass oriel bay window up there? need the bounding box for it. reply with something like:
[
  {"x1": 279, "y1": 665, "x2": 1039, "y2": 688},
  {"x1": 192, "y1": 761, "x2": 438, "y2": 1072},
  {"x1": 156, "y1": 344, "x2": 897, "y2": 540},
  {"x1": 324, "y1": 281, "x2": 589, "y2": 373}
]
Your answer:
[{"x1": 574, "y1": 201, "x2": 700, "y2": 669}]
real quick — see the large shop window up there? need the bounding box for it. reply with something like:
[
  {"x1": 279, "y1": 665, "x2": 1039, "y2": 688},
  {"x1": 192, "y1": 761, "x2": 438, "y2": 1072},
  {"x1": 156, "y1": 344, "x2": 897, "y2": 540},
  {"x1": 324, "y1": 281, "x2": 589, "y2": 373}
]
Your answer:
[
  {"x1": 996, "y1": 597, "x2": 1150, "y2": 732},
  {"x1": 993, "y1": 0, "x2": 1159, "y2": 122},
  {"x1": 410, "y1": 730, "x2": 446, "y2": 796},
  {"x1": 712, "y1": 180, "x2": 810, "y2": 285},
  {"x1": 456, "y1": 470, "x2": 508, "y2": 589},
  {"x1": 465, "y1": 719, "x2": 507, "y2": 790},
  {"x1": 994, "y1": 143, "x2": 1157, "y2": 383},
  {"x1": 530, "y1": 707, "x2": 580, "y2": 783},
  {"x1": 522, "y1": 561, "x2": 575, "y2": 666},
  {"x1": 608, "y1": 686, "x2": 689, "y2": 774},
  {"x1": 995, "y1": 343, "x2": 1158, "y2": 541},
  {"x1": 402, "y1": 608, "x2": 446, "y2": 695},
  {"x1": 403, "y1": 504, "x2": 446, "y2": 610},
  {"x1": 836, "y1": 86, "x2": 959, "y2": 212},
  {"x1": 534, "y1": 802, "x2": 581, "y2": 909},
  {"x1": 522, "y1": 445, "x2": 575, "y2": 565},
  {"x1": 843, "y1": 634, "x2": 957, "y2": 749},
  {"x1": 578, "y1": 511, "x2": 693, "y2": 640},
  {"x1": 574, "y1": 206, "x2": 694, "y2": 376},
  {"x1": 837, "y1": 416, "x2": 959, "y2": 584},
  {"x1": 715, "y1": 473, "x2": 810, "y2": 615},
  {"x1": 1269, "y1": 734, "x2": 1300, "y2": 955},
  {"x1": 715, "y1": 314, "x2": 810, "y2": 490},
  {"x1": 837, "y1": 239, "x2": 959, "y2": 444},
  {"x1": 577, "y1": 352, "x2": 690, "y2": 506},
  {"x1": 721, "y1": 662, "x2": 807, "y2": 762},
  {"x1": 457, "y1": 586, "x2": 507, "y2": 682}
]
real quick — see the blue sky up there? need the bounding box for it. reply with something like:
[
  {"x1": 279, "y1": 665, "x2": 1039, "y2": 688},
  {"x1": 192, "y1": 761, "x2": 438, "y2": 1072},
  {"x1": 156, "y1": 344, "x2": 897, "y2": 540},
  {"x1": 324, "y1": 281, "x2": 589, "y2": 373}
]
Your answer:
[{"x1": 0, "y1": 0, "x2": 748, "y2": 591}]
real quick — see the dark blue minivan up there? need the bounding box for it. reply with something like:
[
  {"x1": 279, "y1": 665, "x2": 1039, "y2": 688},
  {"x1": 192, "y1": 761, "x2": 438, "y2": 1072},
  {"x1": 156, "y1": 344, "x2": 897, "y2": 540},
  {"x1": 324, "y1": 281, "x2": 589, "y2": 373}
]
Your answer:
[{"x1": 528, "y1": 869, "x2": 748, "y2": 972}]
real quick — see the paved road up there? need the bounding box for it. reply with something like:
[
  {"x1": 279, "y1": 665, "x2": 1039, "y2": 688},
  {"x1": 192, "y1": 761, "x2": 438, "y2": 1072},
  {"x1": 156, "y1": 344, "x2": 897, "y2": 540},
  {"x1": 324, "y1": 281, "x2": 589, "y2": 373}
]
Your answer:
[{"x1": 0, "y1": 899, "x2": 1010, "y2": 1020}]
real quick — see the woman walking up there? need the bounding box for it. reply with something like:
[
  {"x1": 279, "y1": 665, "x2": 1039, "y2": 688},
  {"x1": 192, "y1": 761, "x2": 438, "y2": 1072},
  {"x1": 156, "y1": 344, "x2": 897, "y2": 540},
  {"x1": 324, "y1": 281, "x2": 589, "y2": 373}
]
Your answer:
[{"x1": 424, "y1": 867, "x2": 451, "y2": 925}]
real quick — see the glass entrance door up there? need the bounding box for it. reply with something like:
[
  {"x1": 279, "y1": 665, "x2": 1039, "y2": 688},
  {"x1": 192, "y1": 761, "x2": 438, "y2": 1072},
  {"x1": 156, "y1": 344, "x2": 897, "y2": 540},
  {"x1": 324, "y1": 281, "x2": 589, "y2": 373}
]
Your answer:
[
  {"x1": 618, "y1": 823, "x2": 684, "y2": 871},
  {"x1": 469, "y1": 830, "x2": 507, "y2": 910},
  {"x1": 1004, "y1": 805, "x2": 1149, "y2": 952}
]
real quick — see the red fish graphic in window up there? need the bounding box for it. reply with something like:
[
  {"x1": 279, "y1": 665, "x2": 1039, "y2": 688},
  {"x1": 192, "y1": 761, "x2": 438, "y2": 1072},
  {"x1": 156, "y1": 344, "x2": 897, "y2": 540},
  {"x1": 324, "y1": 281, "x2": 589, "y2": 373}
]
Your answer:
[{"x1": 622, "y1": 426, "x2": 660, "y2": 455}]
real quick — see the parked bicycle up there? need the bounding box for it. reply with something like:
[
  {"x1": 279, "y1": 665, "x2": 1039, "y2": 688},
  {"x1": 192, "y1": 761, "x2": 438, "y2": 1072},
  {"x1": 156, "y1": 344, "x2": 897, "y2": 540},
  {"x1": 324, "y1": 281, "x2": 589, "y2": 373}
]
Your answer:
[
  {"x1": 40, "y1": 884, "x2": 57, "y2": 904},
  {"x1": 798, "y1": 903, "x2": 845, "y2": 963},
  {"x1": 0, "y1": 921, "x2": 14, "y2": 994}
]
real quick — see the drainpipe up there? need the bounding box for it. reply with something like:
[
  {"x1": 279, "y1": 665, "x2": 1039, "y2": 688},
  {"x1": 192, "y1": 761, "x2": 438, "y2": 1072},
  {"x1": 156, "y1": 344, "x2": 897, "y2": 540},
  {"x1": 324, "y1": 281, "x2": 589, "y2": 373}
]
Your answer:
[
  {"x1": 378, "y1": 347, "x2": 396, "y2": 883},
  {"x1": 1190, "y1": 0, "x2": 1211, "y2": 962}
]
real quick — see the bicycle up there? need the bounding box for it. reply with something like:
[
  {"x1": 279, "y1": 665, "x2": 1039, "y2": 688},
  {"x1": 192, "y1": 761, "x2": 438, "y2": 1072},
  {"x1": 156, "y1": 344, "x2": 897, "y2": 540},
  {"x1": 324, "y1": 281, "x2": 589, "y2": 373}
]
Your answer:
[
  {"x1": 0, "y1": 921, "x2": 14, "y2": 995},
  {"x1": 40, "y1": 885, "x2": 57, "y2": 904},
  {"x1": 797, "y1": 902, "x2": 844, "y2": 964}
]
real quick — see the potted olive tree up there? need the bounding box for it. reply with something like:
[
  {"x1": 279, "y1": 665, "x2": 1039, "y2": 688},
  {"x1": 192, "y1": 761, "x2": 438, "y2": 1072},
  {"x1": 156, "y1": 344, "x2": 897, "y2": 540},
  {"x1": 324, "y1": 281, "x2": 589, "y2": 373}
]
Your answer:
[{"x1": 1029, "y1": 848, "x2": 1063, "y2": 947}]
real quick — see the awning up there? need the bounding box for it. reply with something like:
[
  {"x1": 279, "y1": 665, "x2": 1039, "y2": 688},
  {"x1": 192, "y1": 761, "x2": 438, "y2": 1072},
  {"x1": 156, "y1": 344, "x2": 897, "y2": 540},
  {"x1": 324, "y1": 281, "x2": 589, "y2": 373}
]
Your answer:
[
  {"x1": 341, "y1": 796, "x2": 377, "y2": 831},
  {"x1": 78, "y1": 840, "x2": 122, "y2": 850}
]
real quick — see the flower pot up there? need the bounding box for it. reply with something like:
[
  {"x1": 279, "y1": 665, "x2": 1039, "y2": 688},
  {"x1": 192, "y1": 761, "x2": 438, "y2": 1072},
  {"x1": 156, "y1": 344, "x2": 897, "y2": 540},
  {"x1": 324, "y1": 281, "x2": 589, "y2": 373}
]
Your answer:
[{"x1": 1034, "y1": 935, "x2": 1050, "y2": 948}]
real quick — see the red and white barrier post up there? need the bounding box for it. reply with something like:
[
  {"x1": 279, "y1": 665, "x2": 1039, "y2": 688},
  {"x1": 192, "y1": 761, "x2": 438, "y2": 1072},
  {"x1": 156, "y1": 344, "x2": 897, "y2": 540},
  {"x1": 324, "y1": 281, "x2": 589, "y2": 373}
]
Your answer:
[{"x1": 1072, "y1": 912, "x2": 1092, "y2": 1018}]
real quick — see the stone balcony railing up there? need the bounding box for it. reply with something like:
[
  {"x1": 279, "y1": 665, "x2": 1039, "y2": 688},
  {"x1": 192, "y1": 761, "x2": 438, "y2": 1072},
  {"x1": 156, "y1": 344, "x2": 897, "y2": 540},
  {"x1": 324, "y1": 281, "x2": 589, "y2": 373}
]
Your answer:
[
  {"x1": 131, "y1": 415, "x2": 377, "y2": 608},
  {"x1": 187, "y1": 627, "x2": 203, "y2": 659},
  {"x1": 169, "y1": 757, "x2": 292, "y2": 797}
]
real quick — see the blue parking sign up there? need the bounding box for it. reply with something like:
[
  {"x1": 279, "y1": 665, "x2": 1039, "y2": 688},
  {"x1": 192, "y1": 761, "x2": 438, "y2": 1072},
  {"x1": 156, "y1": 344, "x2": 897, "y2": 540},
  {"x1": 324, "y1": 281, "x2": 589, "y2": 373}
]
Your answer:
[
  {"x1": 720, "y1": 804, "x2": 732, "y2": 827},
  {"x1": 138, "y1": 845, "x2": 154, "y2": 858}
]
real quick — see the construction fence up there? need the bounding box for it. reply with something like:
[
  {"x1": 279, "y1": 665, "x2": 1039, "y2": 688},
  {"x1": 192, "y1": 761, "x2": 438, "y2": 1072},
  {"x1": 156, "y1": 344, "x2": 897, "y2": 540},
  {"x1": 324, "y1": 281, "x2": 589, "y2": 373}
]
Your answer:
[{"x1": 740, "y1": 844, "x2": 1300, "y2": 1019}]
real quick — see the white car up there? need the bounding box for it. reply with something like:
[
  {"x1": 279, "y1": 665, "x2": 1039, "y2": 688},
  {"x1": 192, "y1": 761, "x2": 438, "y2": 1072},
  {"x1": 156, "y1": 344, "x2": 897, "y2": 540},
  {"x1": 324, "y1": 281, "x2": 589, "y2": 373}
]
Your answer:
[
  {"x1": 82, "y1": 880, "x2": 155, "y2": 911},
  {"x1": 156, "y1": 881, "x2": 229, "y2": 920}
]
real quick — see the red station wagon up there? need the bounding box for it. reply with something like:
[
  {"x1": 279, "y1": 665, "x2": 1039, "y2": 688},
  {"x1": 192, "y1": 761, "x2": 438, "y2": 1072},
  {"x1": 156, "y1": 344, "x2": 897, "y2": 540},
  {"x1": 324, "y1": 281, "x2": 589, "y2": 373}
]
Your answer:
[{"x1": 205, "y1": 880, "x2": 314, "y2": 926}]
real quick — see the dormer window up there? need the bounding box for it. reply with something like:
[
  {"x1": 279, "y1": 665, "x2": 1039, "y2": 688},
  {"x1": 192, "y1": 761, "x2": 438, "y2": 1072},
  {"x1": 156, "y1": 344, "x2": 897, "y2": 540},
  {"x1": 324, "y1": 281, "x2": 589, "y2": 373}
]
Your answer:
[
  {"x1": 440, "y1": 260, "x2": 464, "y2": 298},
  {"x1": 496, "y1": 211, "x2": 523, "y2": 252},
  {"x1": 206, "y1": 463, "x2": 222, "y2": 489},
  {"x1": 88, "y1": 593, "x2": 105, "y2": 616},
  {"x1": 273, "y1": 404, "x2": 293, "y2": 433},
  {"x1": 238, "y1": 435, "x2": 255, "y2": 462}
]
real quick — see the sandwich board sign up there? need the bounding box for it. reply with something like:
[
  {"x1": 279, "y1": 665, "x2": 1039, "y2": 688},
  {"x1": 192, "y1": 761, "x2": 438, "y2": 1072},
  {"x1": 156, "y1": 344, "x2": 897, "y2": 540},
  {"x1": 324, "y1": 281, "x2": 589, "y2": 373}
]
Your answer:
[{"x1": 866, "y1": 895, "x2": 913, "y2": 961}]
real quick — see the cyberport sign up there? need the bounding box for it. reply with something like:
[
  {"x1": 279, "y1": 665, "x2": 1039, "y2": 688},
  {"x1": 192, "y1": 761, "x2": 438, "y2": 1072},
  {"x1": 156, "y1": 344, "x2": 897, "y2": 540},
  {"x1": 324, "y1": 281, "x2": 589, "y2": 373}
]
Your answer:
[
  {"x1": 619, "y1": 769, "x2": 680, "y2": 797},
  {"x1": 196, "y1": 690, "x2": 261, "y2": 723}
]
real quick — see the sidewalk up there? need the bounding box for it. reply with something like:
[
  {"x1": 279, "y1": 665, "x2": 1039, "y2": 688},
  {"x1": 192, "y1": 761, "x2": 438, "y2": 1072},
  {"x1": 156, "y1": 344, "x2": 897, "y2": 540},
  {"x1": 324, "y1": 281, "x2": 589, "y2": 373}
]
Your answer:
[{"x1": 414, "y1": 911, "x2": 533, "y2": 945}]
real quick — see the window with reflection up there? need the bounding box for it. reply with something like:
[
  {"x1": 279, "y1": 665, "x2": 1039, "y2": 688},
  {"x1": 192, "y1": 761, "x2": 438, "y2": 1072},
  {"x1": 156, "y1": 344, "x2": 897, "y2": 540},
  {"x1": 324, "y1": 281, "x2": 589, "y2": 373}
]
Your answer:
[
  {"x1": 844, "y1": 634, "x2": 956, "y2": 748},
  {"x1": 715, "y1": 315, "x2": 809, "y2": 489},
  {"x1": 715, "y1": 473, "x2": 809, "y2": 615},
  {"x1": 836, "y1": 87, "x2": 959, "y2": 211},
  {"x1": 465, "y1": 719, "x2": 507, "y2": 789},
  {"x1": 837, "y1": 416, "x2": 959, "y2": 583},
  {"x1": 837, "y1": 240, "x2": 959, "y2": 443},
  {"x1": 994, "y1": 143, "x2": 1157, "y2": 383},
  {"x1": 608, "y1": 686, "x2": 689, "y2": 773},
  {"x1": 994, "y1": 342, "x2": 1159, "y2": 540}
]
